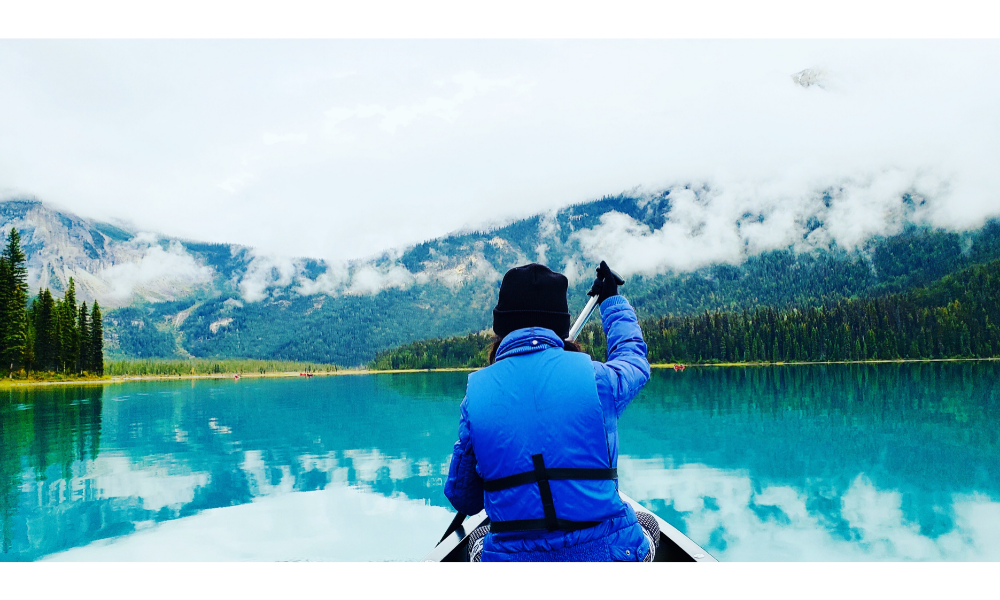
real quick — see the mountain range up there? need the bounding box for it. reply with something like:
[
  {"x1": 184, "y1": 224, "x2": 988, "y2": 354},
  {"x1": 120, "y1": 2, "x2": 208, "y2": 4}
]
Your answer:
[{"x1": 2, "y1": 193, "x2": 998, "y2": 366}]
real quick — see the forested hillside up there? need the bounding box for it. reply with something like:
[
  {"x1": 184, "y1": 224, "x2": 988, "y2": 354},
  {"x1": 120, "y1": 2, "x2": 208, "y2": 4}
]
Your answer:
[
  {"x1": 107, "y1": 217, "x2": 1000, "y2": 365},
  {"x1": 369, "y1": 332, "x2": 493, "y2": 370},
  {"x1": 6, "y1": 196, "x2": 1000, "y2": 366},
  {"x1": 104, "y1": 281, "x2": 498, "y2": 364},
  {"x1": 369, "y1": 259, "x2": 1000, "y2": 369},
  {"x1": 625, "y1": 220, "x2": 1000, "y2": 318}
]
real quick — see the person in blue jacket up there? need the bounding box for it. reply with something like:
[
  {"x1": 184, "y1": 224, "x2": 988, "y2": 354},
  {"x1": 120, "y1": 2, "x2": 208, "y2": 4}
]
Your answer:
[{"x1": 444, "y1": 261, "x2": 657, "y2": 562}]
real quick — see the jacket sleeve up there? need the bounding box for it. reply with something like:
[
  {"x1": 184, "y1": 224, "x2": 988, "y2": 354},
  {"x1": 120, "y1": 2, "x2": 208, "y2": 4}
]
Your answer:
[
  {"x1": 443, "y1": 396, "x2": 485, "y2": 515},
  {"x1": 593, "y1": 295, "x2": 651, "y2": 418}
]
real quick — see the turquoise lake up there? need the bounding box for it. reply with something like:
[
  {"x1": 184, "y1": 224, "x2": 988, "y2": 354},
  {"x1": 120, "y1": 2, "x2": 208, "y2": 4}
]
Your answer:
[{"x1": 2, "y1": 363, "x2": 999, "y2": 561}]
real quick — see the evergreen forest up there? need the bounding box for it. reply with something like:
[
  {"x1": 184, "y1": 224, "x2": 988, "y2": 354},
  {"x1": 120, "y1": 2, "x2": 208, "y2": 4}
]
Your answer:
[
  {"x1": 369, "y1": 259, "x2": 1000, "y2": 369},
  {"x1": 0, "y1": 228, "x2": 105, "y2": 377}
]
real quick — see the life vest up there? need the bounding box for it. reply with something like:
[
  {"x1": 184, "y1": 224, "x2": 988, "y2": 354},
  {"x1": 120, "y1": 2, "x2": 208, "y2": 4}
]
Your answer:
[{"x1": 466, "y1": 345, "x2": 624, "y2": 533}]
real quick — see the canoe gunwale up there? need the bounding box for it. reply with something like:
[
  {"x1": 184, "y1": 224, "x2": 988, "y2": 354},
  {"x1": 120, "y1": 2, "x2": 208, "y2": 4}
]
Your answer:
[
  {"x1": 422, "y1": 491, "x2": 717, "y2": 562},
  {"x1": 619, "y1": 493, "x2": 717, "y2": 562},
  {"x1": 422, "y1": 510, "x2": 490, "y2": 562}
]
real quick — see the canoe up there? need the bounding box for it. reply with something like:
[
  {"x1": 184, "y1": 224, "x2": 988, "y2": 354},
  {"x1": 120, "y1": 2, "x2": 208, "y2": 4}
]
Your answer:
[{"x1": 422, "y1": 492, "x2": 717, "y2": 562}]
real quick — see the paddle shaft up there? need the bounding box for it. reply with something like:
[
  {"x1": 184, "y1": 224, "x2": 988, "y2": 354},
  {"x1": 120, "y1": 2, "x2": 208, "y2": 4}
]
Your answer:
[
  {"x1": 567, "y1": 262, "x2": 625, "y2": 342},
  {"x1": 567, "y1": 295, "x2": 600, "y2": 342}
]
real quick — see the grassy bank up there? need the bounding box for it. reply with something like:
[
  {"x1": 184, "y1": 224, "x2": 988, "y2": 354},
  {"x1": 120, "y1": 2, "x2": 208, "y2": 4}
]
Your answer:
[
  {"x1": 104, "y1": 358, "x2": 342, "y2": 377},
  {"x1": 0, "y1": 372, "x2": 109, "y2": 388}
]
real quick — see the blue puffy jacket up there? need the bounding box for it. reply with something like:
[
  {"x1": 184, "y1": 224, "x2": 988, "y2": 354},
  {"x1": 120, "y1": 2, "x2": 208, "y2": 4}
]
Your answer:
[{"x1": 444, "y1": 295, "x2": 652, "y2": 561}]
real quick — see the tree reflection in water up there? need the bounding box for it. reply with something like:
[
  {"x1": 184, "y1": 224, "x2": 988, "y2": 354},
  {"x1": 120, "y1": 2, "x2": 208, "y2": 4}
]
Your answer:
[
  {"x1": 619, "y1": 362, "x2": 1000, "y2": 560},
  {"x1": 1, "y1": 385, "x2": 103, "y2": 557},
  {"x1": 1, "y1": 364, "x2": 998, "y2": 561}
]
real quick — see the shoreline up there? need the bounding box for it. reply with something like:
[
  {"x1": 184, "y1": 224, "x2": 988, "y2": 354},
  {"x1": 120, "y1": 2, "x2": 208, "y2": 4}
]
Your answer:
[
  {"x1": 2, "y1": 357, "x2": 996, "y2": 389},
  {"x1": 0, "y1": 366, "x2": 479, "y2": 389}
]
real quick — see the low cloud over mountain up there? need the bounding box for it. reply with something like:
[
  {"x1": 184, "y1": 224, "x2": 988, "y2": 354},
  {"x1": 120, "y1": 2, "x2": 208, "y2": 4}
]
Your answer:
[
  {"x1": 0, "y1": 199, "x2": 218, "y2": 307},
  {"x1": 6, "y1": 182, "x2": 1000, "y2": 365},
  {"x1": 4, "y1": 159, "x2": 997, "y2": 310}
]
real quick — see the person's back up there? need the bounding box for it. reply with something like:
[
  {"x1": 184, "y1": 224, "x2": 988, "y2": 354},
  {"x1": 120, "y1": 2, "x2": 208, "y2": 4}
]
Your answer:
[{"x1": 445, "y1": 262, "x2": 653, "y2": 561}]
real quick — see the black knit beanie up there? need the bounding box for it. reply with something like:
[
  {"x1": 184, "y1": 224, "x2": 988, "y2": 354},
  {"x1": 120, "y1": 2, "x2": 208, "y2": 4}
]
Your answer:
[{"x1": 492, "y1": 263, "x2": 571, "y2": 340}]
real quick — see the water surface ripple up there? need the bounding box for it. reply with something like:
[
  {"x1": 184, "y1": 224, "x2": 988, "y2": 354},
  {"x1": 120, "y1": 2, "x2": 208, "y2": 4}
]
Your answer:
[{"x1": 1, "y1": 363, "x2": 997, "y2": 561}]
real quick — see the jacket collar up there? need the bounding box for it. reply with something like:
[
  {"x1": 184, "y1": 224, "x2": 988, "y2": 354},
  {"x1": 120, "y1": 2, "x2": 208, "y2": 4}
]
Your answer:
[{"x1": 495, "y1": 327, "x2": 565, "y2": 362}]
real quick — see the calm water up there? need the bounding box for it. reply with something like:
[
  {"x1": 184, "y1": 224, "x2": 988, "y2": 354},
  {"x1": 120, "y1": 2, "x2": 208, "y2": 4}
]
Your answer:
[{"x1": 1, "y1": 363, "x2": 998, "y2": 561}]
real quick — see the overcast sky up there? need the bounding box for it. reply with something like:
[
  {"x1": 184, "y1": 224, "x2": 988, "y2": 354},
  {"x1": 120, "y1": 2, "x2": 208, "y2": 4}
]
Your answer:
[{"x1": 1, "y1": 40, "x2": 999, "y2": 262}]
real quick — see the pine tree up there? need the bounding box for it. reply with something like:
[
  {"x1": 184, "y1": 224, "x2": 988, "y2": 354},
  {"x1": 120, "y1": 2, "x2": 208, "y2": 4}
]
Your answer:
[
  {"x1": 22, "y1": 318, "x2": 35, "y2": 371},
  {"x1": 28, "y1": 293, "x2": 39, "y2": 369},
  {"x1": 33, "y1": 289, "x2": 59, "y2": 371},
  {"x1": 78, "y1": 302, "x2": 90, "y2": 373},
  {"x1": 90, "y1": 302, "x2": 104, "y2": 375},
  {"x1": 0, "y1": 228, "x2": 29, "y2": 372},
  {"x1": 60, "y1": 278, "x2": 79, "y2": 372},
  {"x1": 0, "y1": 257, "x2": 9, "y2": 370}
]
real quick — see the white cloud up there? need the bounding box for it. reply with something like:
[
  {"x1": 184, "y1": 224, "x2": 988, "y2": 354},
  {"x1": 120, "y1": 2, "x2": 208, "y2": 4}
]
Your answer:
[
  {"x1": 280, "y1": 248, "x2": 503, "y2": 301},
  {"x1": 241, "y1": 251, "x2": 497, "y2": 302},
  {"x1": 294, "y1": 262, "x2": 350, "y2": 297},
  {"x1": 562, "y1": 257, "x2": 584, "y2": 286},
  {"x1": 216, "y1": 171, "x2": 256, "y2": 195},
  {"x1": 239, "y1": 252, "x2": 300, "y2": 302},
  {"x1": 346, "y1": 264, "x2": 414, "y2": 295},
  {"x1": 96, "y1": 237, "x2": 215, "y2": 305},
  {"x1": 7, "y1": 41, "x2": 998, "y2": 268},
  {"x1": 534, "y1": 243, "x2": 548, "y2": 265},
  {"x1": 324, "y1": 71, "x2": 516, "y2": 135},
  {"x1": 570, "y1": 168, "x2": 962, "y2": 278},
  {"x1": 571, "y1": 200, "x2": 744, "y2": 277},
  {"x1": 537, "y1": 209, "x2": 559, "y2": 240},
  {"x1": 261, "y1": 132, "x2": 308, "y2": 146}
]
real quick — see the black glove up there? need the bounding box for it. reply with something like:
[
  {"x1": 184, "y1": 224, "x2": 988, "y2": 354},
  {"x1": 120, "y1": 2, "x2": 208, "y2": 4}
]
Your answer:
[{"x1": 587, "y1": 260, "x2": 624, "y2": 304}]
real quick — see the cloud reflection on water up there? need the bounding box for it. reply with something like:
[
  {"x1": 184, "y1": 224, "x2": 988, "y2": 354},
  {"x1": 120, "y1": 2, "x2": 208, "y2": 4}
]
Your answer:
[
  {"x1": 622, "y1": 459, "x2": 1000, "y2": 561},
  {"x1": 44, "y1": 483, "x2": 453, "y2": 562}
]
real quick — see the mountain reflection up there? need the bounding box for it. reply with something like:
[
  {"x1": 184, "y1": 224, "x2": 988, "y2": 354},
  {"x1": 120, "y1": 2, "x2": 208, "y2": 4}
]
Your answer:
[
  {"x1": 1, "y1": 376, "x2": 464, "y2": 561},
  {"x1": 2, "y1": 364, "x2": 999, "y2": 561}
]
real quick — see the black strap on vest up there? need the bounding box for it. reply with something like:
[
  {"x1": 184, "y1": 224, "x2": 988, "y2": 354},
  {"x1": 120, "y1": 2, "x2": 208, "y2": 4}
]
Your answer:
[
  {"x1": 533, "y1": 454, "x2": 559, "y2": 531},
  {"x1": 482, "y1": 463, "x2": 618, "y2": 492},
  {"x1": 490, "y1": 517, "x2": 601, "y2": 534},
  {"x1": 484, "y1": 453, "x2": 618, "y2": 533}
]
